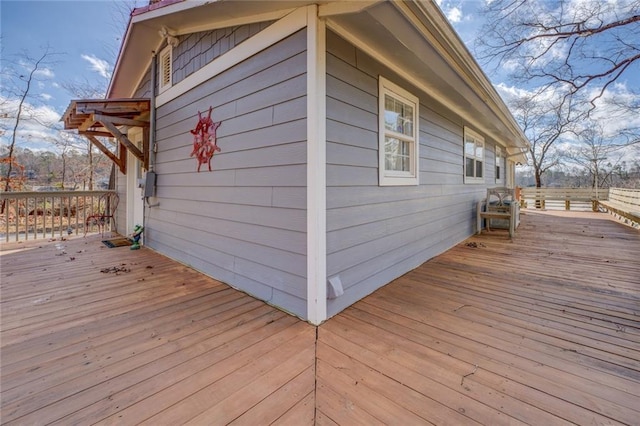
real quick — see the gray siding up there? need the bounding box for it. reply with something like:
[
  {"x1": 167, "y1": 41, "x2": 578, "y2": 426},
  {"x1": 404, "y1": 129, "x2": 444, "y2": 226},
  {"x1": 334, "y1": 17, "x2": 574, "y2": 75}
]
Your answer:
[
  {"x1": 325, "y1": 31, "x2": 504, "y2": 317},
  {"x1": 171, "y1": 21, "x2": 274, "y2": 87},
  {"x1": 147, "y1": 29, "x2": 308, "y2": 318}
]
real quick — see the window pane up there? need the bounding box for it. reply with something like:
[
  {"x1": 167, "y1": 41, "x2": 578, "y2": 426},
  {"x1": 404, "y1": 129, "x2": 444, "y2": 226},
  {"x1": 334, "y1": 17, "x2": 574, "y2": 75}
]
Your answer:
[
  {"x1": 465, "y1": 157, "x2": 474, "y2": 177},
  {"x1": 385, "y1": 137, "x2": 411, "y2": 172},
  {"x1": 496, "y1": 165, "x2": 501, "y2": 180},
  {"x1": 465, "y1": 140, "x2": 475, "y2": 156},
  {"x1": 384, "y1": 95, "x2": 413, "y2": 136},
  {"x1": 475, "y1": 143, "x2": 483, "y2": 158},
  {"x1": 476, "y1": 160, "x2": 483, "y2": 178}
]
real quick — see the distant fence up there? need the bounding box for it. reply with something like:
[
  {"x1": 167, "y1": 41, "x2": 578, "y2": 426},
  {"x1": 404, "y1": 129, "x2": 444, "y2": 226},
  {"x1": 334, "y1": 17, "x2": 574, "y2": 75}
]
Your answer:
[
  {"x1": 0, "y1": 190, "x2": 115, "y2": 242},
  {"x1": 519, "y1": 187, "x2": 609, "y2": 211}
]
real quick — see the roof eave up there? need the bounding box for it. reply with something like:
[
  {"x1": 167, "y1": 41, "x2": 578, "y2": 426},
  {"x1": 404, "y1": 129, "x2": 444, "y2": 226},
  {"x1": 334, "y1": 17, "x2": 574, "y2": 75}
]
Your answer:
[{"x1": 412, "y1": 0, "x2": 530, "y2": 152}]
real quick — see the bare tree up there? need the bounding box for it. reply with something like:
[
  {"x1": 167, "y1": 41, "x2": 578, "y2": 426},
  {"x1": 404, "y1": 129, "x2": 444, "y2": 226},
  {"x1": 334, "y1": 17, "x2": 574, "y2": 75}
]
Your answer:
[
  {"x1": 476, "y1": 0, "x2": 640, "y2": 110},
  {"x1": 0, "y1": 47, "x2": 60, "y2": 211},
  {"x1": 563, "y1": 122, "x2": 640, "y2": 189},
  {"x1": 510, "y1": 92, "x2": 575, "y2": 188}
]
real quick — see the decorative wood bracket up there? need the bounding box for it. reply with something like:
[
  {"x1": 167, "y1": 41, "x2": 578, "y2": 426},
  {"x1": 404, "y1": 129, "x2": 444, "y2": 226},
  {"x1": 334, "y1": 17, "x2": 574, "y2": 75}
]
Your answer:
[
  {"x1": 61, "y1": 99, "x2": 151, "y2": 175},
  {"x1": 84, "y1": 134, "x2": 127, "y2": 174}
]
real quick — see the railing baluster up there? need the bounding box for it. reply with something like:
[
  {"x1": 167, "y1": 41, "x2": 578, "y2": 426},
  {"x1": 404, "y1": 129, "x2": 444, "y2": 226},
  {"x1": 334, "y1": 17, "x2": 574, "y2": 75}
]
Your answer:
[{"x1": 0, "y1": 191, "x2": 115, "y2": 242}]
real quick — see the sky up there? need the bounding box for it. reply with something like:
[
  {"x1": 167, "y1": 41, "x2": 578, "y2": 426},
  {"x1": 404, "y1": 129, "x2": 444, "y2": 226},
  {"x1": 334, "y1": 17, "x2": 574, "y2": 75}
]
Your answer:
[
  {"x1": 0, "y1": 0, "x2": 138, "y2": 151},
  {"x1": 1, "y1": 0, "x2": 638, "y2": 166}
]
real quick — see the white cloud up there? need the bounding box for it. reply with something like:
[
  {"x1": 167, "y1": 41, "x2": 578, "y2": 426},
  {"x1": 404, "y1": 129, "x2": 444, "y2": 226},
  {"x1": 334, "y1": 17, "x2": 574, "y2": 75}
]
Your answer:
[
  {"x1": 34, "y1": 68, "x2": 54, "y2": 78},
  {"x1": 81, "y1": 54, "x2": 111, "y2": 79},
  {"x1": 0, "y1": 95, "x2": 64, "y2": 153},
  {"x1": 494, "y1": 82, "x2": 535, "y2": 103},
  {"x1": 40, "y1": 93, "x2": 53, "y2": 101},
  {"x1": 447, "y1": 7, "x2": 463, "y2": 23}
]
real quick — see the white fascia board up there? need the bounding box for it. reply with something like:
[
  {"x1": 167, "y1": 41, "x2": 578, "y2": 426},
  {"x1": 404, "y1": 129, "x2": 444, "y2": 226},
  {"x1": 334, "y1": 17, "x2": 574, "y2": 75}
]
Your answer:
[
  {"x1": 306, "y1": 4, "x2": 327, "y2": 325},
  {"x1": 318, "y1": 1, "x2": 381, "y2": 17},
  {"x1": 156, "y1": 7, "x2": 307, "y2": 107},
  {"x1": 405, "y1": 1, "x2": 529, "y2": 150},
  {"x1": 107, "y1": 18, "x2": 134, "y2": 98}
]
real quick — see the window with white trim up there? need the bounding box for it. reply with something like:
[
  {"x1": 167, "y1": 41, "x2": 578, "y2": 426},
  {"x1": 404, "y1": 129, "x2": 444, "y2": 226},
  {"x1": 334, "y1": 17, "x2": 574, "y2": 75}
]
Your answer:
[
  {"x1": 379, "y1": 77, "x2": 419, "y2": 186},
  {"x1": 464, "y1": 127, "x2": 484, "y2": 184},
  {"x1": 495, "y1": 146, "x2": 504, "y2": 184},
  {"x1": 158, "y1": 45, "x2": 172, "y2": 93}
]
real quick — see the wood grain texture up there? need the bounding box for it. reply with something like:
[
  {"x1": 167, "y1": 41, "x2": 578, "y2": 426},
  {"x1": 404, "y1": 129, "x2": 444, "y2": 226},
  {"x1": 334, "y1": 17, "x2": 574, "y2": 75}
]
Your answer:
[
  {"x1": 1, "y1": 210, "x2": 638, "y2": 424},
  {"x1": 0, "y1": 235, "x2": 315, "y2": 425},
  {"x1": 318, "y1": 210, "x2": 640, "y2": 425}
]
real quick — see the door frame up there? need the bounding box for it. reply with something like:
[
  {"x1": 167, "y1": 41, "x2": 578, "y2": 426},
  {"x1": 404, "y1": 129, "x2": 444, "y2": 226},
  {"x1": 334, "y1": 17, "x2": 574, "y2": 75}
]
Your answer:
[{"x1": 126, "y1": 128, "x2": 145, "y2": 237}]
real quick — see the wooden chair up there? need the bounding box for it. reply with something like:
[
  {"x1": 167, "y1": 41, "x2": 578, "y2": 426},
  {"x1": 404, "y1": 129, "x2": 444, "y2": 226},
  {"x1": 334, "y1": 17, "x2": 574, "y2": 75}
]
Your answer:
[
  {"x1": 477, "y1": 187, "x2": 518, "y2": 238},
  {"x1": 85, "y1": 192, "x2": 119, "y2": 236}
]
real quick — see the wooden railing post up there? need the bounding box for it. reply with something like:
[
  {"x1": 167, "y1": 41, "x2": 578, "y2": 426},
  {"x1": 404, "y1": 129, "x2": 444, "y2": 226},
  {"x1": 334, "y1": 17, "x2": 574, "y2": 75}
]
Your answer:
[{"x1": 0, "y1": 190, "x2": 114, "y2": 242}]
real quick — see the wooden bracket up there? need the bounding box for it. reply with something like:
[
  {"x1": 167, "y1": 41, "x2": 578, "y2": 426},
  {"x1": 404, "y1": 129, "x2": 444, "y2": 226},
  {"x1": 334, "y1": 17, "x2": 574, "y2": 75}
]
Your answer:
[
  {"x1": 85, "y1": 134, "x2": 127, "y2": 174},
  {"x1": 62, "y1": 98, "x2": 151, "y2": 173},
  {"x1": 98, "y1": 117, "x2": 148, "y2": 170}
]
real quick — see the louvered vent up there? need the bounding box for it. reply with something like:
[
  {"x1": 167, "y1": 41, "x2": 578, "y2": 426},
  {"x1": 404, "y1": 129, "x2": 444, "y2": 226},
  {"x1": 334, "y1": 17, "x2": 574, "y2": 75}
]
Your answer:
[{"x1": 160, "y1": 47, "x2": 172, "y2": 91}]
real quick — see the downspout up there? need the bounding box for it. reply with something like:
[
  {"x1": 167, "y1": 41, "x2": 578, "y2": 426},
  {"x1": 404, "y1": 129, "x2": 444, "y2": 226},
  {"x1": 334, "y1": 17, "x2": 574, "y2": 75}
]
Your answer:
[
  {"x1": 145, "y1": 51, "x2": 159, "y2": 209},
  {"x1": 149, "y1": 51, "x2": 157, "y2": 173}
]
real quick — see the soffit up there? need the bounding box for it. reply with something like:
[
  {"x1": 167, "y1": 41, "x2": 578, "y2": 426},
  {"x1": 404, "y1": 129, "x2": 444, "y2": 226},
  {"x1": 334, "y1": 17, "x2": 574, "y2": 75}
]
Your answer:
[{"x1": 327, "y1": 2, "x2": 528, "y2": 157}]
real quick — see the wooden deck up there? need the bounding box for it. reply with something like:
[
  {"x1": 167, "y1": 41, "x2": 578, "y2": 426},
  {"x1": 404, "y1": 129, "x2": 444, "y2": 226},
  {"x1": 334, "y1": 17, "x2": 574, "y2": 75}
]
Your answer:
[
  {"x1": 318, "y1": 210, "x2": 640, "y2": 425},
  {"x1": 0, "y1": 234, "x2": 316, "y2": 425},
  {"x1": 2, "y1": 210, "x2": 639, "y2": 425}
]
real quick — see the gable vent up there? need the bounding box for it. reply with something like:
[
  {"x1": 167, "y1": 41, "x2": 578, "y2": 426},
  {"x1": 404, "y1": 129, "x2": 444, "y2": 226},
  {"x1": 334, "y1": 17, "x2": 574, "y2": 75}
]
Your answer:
[{"x1": 159, "y1": 45, "x2": 172, "y2": 92}]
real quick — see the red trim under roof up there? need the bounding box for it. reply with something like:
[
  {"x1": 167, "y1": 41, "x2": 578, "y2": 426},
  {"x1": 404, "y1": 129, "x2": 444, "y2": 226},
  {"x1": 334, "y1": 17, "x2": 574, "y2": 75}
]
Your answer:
[{"x1": 131, "y1": 0, "x2": 186, "y2": 17}]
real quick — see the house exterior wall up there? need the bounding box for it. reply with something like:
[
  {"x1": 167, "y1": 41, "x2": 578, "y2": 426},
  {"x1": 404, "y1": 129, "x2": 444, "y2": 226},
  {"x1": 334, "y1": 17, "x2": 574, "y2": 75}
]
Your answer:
[
  {"x1": 144, "y1": 28, "x2": 309, "y2": 318},
  {"x1": 325, "y1": 30, "x2": 505, "y2": 317},
  {"x1": 172, "y1": 22, "x2": 274, "y2": 87}
]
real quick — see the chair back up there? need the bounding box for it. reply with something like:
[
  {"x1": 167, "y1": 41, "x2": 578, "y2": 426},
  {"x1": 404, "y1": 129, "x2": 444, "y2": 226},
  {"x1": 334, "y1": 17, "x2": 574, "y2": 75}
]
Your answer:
[
  {"x1": 487, "y1": 187, "x2": 514, "y2": 209},
  {"x1": 99, "y1": 192, "x2": 119, "y2": 216}
]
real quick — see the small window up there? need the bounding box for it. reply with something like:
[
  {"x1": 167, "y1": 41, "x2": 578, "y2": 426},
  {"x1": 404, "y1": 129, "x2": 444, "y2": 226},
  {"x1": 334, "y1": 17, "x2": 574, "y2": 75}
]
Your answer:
[
  {"x1": 379, "y1": 77, "x2": 419, "y2": 186},
  {"x1": 495, "y1": 146, "x2": 503, "y2": 183},
  {"x1": 464, "y1": 127, "x2": 485, "y2": 184},
  {"x1": 159, "y1": 45, "x2": 172, "y2": 93}
]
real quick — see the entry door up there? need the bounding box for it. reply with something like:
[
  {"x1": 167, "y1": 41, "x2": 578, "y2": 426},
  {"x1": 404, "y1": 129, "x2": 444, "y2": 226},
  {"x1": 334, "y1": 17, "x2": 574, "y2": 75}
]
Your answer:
[{"x1": 126, "y1": 129, "x2": 144, "y2": 236}]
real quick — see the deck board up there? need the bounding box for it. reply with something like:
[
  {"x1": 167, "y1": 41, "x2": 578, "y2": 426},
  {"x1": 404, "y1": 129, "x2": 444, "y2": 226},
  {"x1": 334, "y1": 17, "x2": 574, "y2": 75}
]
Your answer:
[
  {"x1": 318, "y1": 210, "x2": 640, "y2": 425},
  {"x1": 0, "y1": 235, "x2": 315, "y2": 425},
  {"x1": 2, "y1": 210, "x2": 639, "y2": 425}
]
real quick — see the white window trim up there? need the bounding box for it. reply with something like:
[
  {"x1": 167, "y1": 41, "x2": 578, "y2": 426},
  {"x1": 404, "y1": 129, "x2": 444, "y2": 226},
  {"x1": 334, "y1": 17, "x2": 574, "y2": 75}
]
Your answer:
[
  {"x1": 495, "y1": 146, "x2": 504, "y2": 184},
  {"x1": 464, "y1": 127, "x2": 485, "y2": 184},
  {"x1": 158, "y1": 45, "x2": 173, "y2": 94},
  {"x1": 378, "y1": 76, "x2": 419, "y2": 186}
]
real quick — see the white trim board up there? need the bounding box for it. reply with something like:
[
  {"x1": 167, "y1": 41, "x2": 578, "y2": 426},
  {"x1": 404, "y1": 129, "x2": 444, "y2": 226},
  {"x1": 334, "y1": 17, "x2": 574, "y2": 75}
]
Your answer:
[
  {"x1": 156, "y1": 7, "x2": 308, "y2": 108},
  {"x1": 306, "y1": 4, "x2": 327, "y2": 325}
]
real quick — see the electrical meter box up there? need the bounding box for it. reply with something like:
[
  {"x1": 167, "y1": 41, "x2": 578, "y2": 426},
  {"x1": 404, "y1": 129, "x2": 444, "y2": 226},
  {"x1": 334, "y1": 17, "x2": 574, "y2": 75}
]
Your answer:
[{"x1": 143, "y1": 171, "x2": 156, "y2": 198}]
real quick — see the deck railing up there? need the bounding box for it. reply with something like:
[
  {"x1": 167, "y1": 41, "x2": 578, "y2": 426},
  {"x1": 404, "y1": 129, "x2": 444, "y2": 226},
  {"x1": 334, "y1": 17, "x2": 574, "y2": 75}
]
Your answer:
[
  {"x1": 598, "y1": 188, "x2": 640, "y2": 228},
  {"x1": 520, "y1": 187, "x2": 609, "y2": 211},
  {"x1": 0, "y1": 190, "x2": 116, "y2": 242}
]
